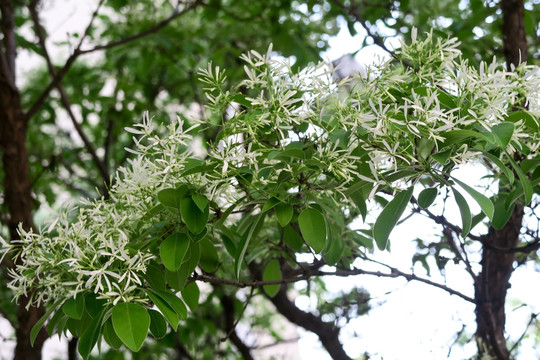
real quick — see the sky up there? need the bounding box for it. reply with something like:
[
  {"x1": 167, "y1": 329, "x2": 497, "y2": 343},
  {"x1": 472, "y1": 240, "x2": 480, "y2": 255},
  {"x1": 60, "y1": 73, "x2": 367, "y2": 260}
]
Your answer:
[{"x1": 3, "y1": 2, "x2": 540, "y2": 360}]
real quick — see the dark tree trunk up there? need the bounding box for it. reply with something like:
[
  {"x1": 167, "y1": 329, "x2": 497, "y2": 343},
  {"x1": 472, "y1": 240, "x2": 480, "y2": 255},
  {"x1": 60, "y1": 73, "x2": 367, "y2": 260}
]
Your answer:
[
  {"x1": 474, "y1": 0, "x2": 528, "y2": 358},
  {"x1": 0, "y1": 1, "x2": 45, "y2": 359},
  {"x1": 475, "y1": 206, "x2": 523, "y2": 359}
]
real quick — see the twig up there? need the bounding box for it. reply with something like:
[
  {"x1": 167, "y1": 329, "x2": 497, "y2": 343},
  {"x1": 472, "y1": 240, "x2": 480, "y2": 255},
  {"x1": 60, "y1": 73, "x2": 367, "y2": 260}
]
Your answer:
[
  {"x1": 509, "y1": 312, "x2": 538, "y2": 355},
  {"x1": 24, "y1": 0, "x2": 203, "y2": 121},
  {"x1": 192, "y1": 263, "x2": 474, "y2": 303},
  {"x1": 28, "y1": 0, "x2": 110, "y2": 185}
]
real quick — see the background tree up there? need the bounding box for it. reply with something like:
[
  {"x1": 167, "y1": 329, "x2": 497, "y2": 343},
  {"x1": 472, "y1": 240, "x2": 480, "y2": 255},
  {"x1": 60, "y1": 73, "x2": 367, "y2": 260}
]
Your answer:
[{"x1": 1, "y1": 1, "x2": 539, "y2": 360}]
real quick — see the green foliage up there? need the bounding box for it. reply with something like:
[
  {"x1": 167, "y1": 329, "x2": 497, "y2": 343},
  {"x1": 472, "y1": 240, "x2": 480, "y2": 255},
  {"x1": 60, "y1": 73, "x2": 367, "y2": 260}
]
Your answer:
[{"x1": 5, "y1": 30, "x2": 540, "y2": 359}]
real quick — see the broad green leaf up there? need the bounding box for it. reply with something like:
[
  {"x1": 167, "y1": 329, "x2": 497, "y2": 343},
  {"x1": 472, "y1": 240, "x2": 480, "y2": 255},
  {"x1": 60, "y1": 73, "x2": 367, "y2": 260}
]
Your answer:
[
  {"x1": 351, "y1": 231, "x2": 373, "y2": 250},
  {"x1": 262, "y1": 197, "x2": 280, "y2": 212},
  {"x1": 443, "y1": 130, "x2": 491, "y2": 146},
  {"x1": 47, "y1": 308, "x2": 66, "y2": 336},
  {"x1": 160, "y1": 233, "x2": 190, "y2": 271},
  {"x1": 263, "y1": 259, "x2": 281, "y2": 297},
  {"x1": 275, "y1": 203, "x2": 293, "y2": 227},
  {"x1": 507, "y1": 154, "x2": 533, "y2": 205},
  {"x1": 323, "y1": 228, "x2": 345, "y2": 265},
  {"x1": 181, "y1": 282, "x2": 200, "y2": 312},
  {"x1": 373, "y1": 187, "x2": 413, "y2": 250},
  {"x1": 112, "y1": 303, "x2": 150, "y2": 352},
  {"x1": 148, "y1": 309, "x2": 168, "y2": 339},
  {"x1": 192, "y1": 193, "x2": 208, "y2": 212},
  {"x1": 62, "y1": 296, "x2": 85, "y2": 320},
  {"x1": 492, "y1": 196, "x2": 516, "y2": 230},
  {"x1": 481, "y1": 151, "x2": 514, "y2": 184},
  {"x1": 180, "y1": 195, "x2": 209, "y2": 234},
  {"x1": 31, "y1": 300, "x2": 63, "y2": 346},
  {"x1": 417, "y1": 188, "x2": 438, "y2": 208},
  {"x1": 166, "y1": 265, "x2": 190, "y2": 292},
  {"x1": 103, "y1": 319, "x2": 123, "y2": 349},
  {"x1": 144, "y1": 261, "x2": 166, "y2": 292},
  {"x1": 268, "y1": 148, "x2": 305, "y2": 160},
  {"x1": 158, "y1": 185, "x2": 188, "y2": 209},
  {"x1": 234, "y1": 212, "x2": 265, "y2": 279},
  {"x1": 156, "y1": 290, "x2": 188, "y2": 320},
  {"x1": 453, "y1": 178, "x2": 495, "y2": 220},
  {"x1": 78, "y1": 308, "x2": 105, "y2": 360},
  {"x1": 283, "y1": 225, "x2": 303, "y2": 251},
  {"x1": 506, "y1": 110, "x2": 538, "y2": 131},
  {"x1": 432, "y1": 148, "x2": 452, "y2": 165},
  {"x1": 298, "y1": 208, "x2": 327, "y2": 253},
  {"x1": 146, "y1": 290, "x2": 179, "y2": 330},
  {"x1": 199, "y1": 238, "x2": 219, "y2": 273},
  {"x1": 492, "y1": 122, "x2": 514, "y2": 147},
  {"x1": 350, "y1": 189, "x2": 367, "y2": 221},
  {"x1": 452, "y1": 188, "x2": 472, "y2": 237}
]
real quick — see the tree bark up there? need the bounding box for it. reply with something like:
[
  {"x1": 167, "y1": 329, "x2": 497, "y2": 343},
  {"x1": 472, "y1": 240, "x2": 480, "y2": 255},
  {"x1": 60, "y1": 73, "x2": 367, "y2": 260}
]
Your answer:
[
  {"x1": 0, "y1": 1, "x2": 45, "y2": 359},
  {"x1": 474, "y1": 0, "x2": 528, "y2": 358},
  {"x1": 270, "y1": 286, "x2": 353, "y2": 360},
  {"x1": 475, "y1": 206, "x2": 523, "y2": 359}
]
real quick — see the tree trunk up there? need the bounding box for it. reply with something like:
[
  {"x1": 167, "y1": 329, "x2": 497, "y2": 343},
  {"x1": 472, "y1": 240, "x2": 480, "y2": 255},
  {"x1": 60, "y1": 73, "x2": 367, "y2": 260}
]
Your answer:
[
  {"x1": 474, "y1": 0, "x2": 528, "y2": 358},
  {"x1": 1, "y1": 1, "x2": 45, "y2": 359},
  {"x1": 475, "y1": 206, "x2": 523, "y2": 359}
]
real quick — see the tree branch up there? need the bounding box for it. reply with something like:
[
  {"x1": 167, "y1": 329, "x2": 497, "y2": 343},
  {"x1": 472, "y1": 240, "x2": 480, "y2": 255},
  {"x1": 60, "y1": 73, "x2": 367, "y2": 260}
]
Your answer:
[
  {"x1": 269, "y1": 285, "x2": 353, "y2": 360},
  {"x1": 219, "y1": 293, "x2": 255, "y2": 360},
  {"x1": 24, "y1": 0, "x2": 203, "y2": 122},
  {"x1": 24, "y1": 0, "x2": 106, "y2": 121},
  {"x1": 329, "y1": 0, "x2": 393, "y2": 55},
  {"x1": 28, "y1": 0, "x2": 110, "y2": 186},
  {"x1": 0, "y1": 0, "x2": 17, "y2": 89},
  {"x1": 78, "y1": 0, "x2": 204, "y2": 55},
  {"x1": 192, "y1": 261, "x2": 474, "y2": 303}
]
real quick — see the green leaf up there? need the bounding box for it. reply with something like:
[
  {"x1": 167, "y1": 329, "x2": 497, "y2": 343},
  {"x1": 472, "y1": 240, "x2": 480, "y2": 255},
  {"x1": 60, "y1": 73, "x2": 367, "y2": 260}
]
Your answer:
[
  {"x1": 103, "y1": 319, "x2": 123, "y2": 349},
  {"x1": 155, "y1": 290, "x2": 188, "y2": 320},
  {"x1": 180, "y1": 195, "x2": 209, "y2": 234},
  {"x1": 283, "y1": 225, "x2": 303, "y2": 251},
  {"x1": 112, "y1": 303, "x2": 150, "y2": 352},
  {"x1": 298, "y1": 208, "x2": 327, "y2": 253},
  {"x1": 432, "y1": 148, "x2": 452, "y2": 166},
  {"x1": 481, "y1": 151, "x2": 514, "y2": 184},
  {"x1": 492, "y1": 196, "x2": 516, "y2": 230},
  {"x1": 262, "y1": 259, "x2": 281, "y2": 297},
  {"x1": 506, "y1": 110, "x2": 538, "y2": 131},
  {"x1": 349, "y1": 189, "x2": 367, "y2": 221},
  {"x1": 199, "y1": 238, "x2": 219, "y2": 273},
  {"x1": 181, "y1": 282, "x2": 200, "y2": 312},
  {"x1": 417, "y1": 188, "x2": 438, "y2": 208},
  {"x1": 323, "y1": 228, "x2": 345, "y2": 265},
  {"x1": 31, "y1": 300, "x2": 63, "y2": 346},
  {"x1": 234, "y1": 212, "x2": 265, "y2": 279},
  {"x1": 146, "y1": 290, "x2": 179, "y2": 330},
  {"x1": 144, "y1": 261, "x2": 166, "y2": 292},
  {"x1": 373, "y1": 187, "x2": 413, "y2": 250},
  {"x1": 452, "y1": 188, "x2": 472, "y2": 237},
  {"x1": 148, "y1": 309, "x2": 168, "y2": 339},
  {"x1": 192, "y1": 194, "x2": 208, "y2": 212},
  {"x1": 158, "y1": 185, "x2": 188, "y2": 209},
  {"x1": 160, "y1": 233, "x2": 190, "y2": 271},
  {"x1": 275, "y1": 203, "x2": 293, "y2": 227},
  {"x1": 262, "y1": 197, "x2": 280, "y2": 212},
  {"x1": 47, "y1": 308, "x2": 66, "y2": 336},
  {"x1": 492, "y1": 122, "x2": 514, "y2": 147},
  {"x1": 62, "y1": 296, "x2": 85, "y2": 320},
  {"x1": 507, "y1": 154, "x2": 533, "y2": 205},
  {"x1": 452, "y1": 178, "x2": 495, "y2": 220},
  {"x1": 78, "y1": 308, "x2": 105, "y2": 359}
]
